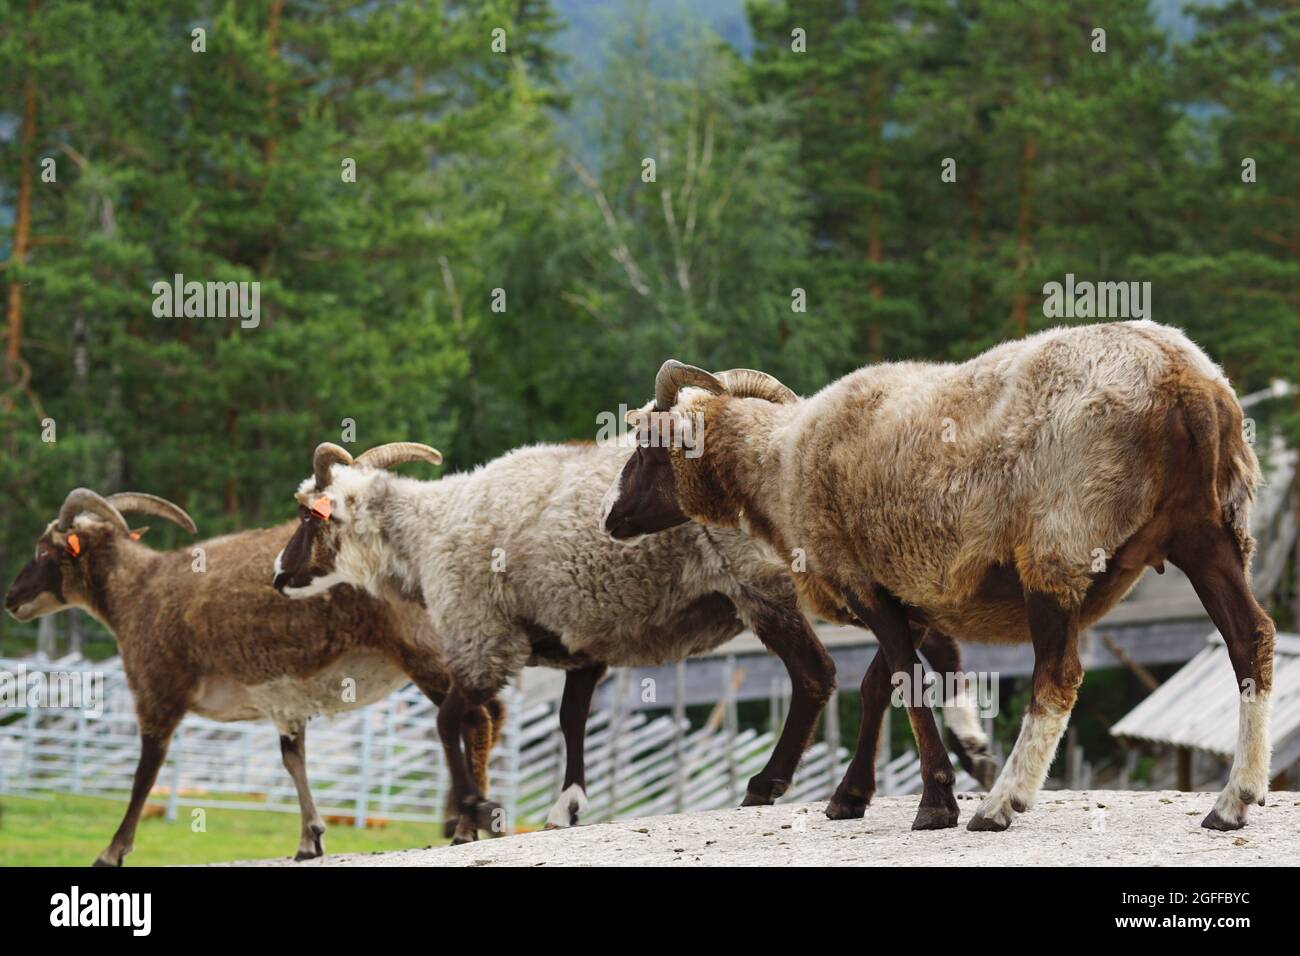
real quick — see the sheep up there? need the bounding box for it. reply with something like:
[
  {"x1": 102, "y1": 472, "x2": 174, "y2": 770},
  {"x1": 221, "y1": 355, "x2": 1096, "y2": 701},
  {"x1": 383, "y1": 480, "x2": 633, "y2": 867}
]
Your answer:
[
  {"x1": 272, "y1": 440, "x2": 998, "y2": 834},
  {"x1": 603, "y1": 320, "x2": 1275, "y2": 833},
  {"x1": 3, "y1": 484, "x2": 503, "y2": 864}
]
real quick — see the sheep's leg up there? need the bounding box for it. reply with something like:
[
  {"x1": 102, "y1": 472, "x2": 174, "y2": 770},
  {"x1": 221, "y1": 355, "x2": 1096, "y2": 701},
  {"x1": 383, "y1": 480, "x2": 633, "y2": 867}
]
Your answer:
[
  {"x1": 412, "y1": 681, "x2": 502, "y2": 840},
  {"x1": 919, "y1": 630, "x2": 1000, "y2": 790},
  {"x1": 826, "y1": 649, "x2": 891, "y2": 819},
  {"x1": 545, "y1": 663, "x2": 606, "y2": 828},
  {"x1": 93, "y1": 723, "x2": 178, "y2": 866},
  {"x1": 420, "y1": 690, "x2": 463, "y2": 839},
  {"x1": 742, "y1": 604, "x2": 835, "y2": 806},
  {"x1": 969, "y1": 591, "x2": 1081, "y2": 832},
  {"x1": 437, "y1": 686, "x2": 502, "y2": 845},
  {"x1": 433, "y1": 706, "x2": 498, "y2": 839},
  {"x1": 279, "y1": 724, "x2": 326, "y2": 861},
  {"x1": 1170, "y1": 521, "x2": 1275, "y2": 831},
  {"x1": 462, "y1": 702, "x2": 501, "y2": 837},
  {"x1": 844, "y1": 589, "x2": 959, "y2": 830}
]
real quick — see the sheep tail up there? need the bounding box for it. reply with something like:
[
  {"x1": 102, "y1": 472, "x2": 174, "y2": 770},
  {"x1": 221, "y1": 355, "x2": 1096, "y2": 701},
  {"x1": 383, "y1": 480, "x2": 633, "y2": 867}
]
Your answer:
[{"x1": 1177, "y1": 375, "x2": 1262, "y2": 572}]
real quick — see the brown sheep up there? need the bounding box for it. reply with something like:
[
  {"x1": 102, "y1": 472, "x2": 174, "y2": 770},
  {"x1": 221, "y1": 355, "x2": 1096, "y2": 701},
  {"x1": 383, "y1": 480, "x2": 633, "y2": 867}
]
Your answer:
[
  {"x1": 4, "y1": 486, "x2": 502, "y2": 864},
  {"x1": 604, "y1": 320, "x2": 1275, "y2": 833}
]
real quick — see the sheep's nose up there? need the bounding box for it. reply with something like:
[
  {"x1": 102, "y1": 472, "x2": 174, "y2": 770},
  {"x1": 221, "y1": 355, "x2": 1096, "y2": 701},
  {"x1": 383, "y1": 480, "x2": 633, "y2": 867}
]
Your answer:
[{"x1": 272, "y1": 571, "x2": 290, "y2": 593}]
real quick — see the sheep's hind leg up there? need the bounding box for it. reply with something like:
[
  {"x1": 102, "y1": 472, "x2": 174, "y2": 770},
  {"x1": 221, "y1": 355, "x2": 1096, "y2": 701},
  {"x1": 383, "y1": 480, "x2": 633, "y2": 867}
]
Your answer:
[
  {"x1": 844, "y1": 589, "x2": 959, "y2": 830},
  {"x1": 1170, "y1": 521, "x2": 1275, "y2": 831},
  {"x1": 437, "y1": 686, "x2": 503, "y2": 845},
  {"x1": 279, "y1": 723, "x2": 327, "y2": 861},
  {"x1": 969, "y1": 591, "x2": 1081, "y2": 832},
  {"x1": 546, "y1": 663, "x2": 606, "y2": 828},
  {"x1": 742, "y1": 601, "x2": 835, "y2": 806}
]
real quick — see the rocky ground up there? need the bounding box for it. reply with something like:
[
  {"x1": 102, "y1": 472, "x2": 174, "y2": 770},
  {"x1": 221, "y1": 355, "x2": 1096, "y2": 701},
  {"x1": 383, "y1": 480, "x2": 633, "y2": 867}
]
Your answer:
[{"x1": 221, "y1": 789, "x2": 1300, "y2": 867}]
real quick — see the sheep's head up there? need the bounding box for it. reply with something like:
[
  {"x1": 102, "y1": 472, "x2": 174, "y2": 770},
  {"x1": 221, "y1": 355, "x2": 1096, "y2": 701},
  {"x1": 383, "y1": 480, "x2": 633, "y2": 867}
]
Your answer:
[
  {"x1": 4, "y1": 488, "x2": 196, "y2": 621},
  {"x1": 602, "y1": 362, "x2": 796, "y2": 542},
  {"x1": 274, "y1": 441, "x2": 442, "y2": 599}
]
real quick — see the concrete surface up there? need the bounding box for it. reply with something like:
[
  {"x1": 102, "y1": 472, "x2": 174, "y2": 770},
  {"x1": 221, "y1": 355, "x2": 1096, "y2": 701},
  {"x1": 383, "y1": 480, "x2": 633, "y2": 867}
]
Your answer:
[{"x1": 220, "y1": 790, "x2": 1300, "y2": 867}]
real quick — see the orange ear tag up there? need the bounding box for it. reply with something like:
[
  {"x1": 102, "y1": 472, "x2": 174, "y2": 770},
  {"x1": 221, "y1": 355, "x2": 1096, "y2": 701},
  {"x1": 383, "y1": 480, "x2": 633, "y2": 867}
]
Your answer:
[
  {"x1": 130, "y1": 532, "x2": 142, "y2": 541},
  {"x1": 66, "y1": 533, "x2": 82, "y2": 557},
  {"x1": 310, "y1": 496, "x2": 332, "y2": 521}
]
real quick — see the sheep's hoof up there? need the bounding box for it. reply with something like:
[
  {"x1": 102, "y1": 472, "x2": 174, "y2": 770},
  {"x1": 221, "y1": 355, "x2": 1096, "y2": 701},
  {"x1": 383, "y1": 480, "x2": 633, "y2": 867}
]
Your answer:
[
  {"x1": 970, "y1": 754, "x2": 1001, "y2": 792},
  {"x1": 91, "y1": 856, "x2": 122, "y2": 868},
  {"x1": 1201, "y1": 809, "x2": 1246, "y2": 832},
  {"x1": 742, "y1": 777, "x2": 789, "y2": 807},
  {"x1": 474, "y1": 799, "x2": 505, "y2": 835},
  {"x1": 825, "y1": 793, "x2": 869, "y2": 820},
  {"x1": 450, "y1": 833, "x2": 479, "y2": 846},
  {"x1": 967, "y1": 810, "x2": 1012, "y2": 832},
  {"x1": 442, "y1": 818, "x2": 458, "y2": 839},
  {"x1": 912, "y1": 805, "x2": 959, "y2": 830},
  {"x1": 293, "y1": 849, "x2": 320, "y2": 862}
]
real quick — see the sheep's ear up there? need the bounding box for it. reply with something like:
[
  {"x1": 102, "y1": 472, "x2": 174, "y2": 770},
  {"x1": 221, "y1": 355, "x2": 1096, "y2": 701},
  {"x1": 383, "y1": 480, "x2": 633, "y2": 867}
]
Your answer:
[{"x1": 129, "y1": 527, "x2": 149, "y2": 540}]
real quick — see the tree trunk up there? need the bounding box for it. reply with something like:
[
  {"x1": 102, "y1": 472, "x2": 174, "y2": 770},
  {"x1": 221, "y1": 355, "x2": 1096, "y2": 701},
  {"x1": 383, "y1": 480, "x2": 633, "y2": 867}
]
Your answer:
[
  {"x1": 867, "y1": 152, "x2": 883, "y2": 359},
  {"x1": 967, "y1": 164, "x2": 983, "y2": 336},
  {"x1": 4, "y1": 0, "x2": 39, "y2": 411},
  {"x1": 1010, "y1": 136, "x2": 1038, "y2": 337}
]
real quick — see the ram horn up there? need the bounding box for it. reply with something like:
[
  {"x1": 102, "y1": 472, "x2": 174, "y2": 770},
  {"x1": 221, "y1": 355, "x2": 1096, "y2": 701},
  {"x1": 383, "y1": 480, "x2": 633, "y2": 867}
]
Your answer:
[
  {"x1": 654, "y1": 360, "x2": 727, "y2": 411},
  {"x1": 57, "y1": 488, "x2": 130, "y2": 535},
  {"x1": 354, "y1": 442, "x2": 443, "y2": 471},
  {"x1": 106, "y1": 493, "x2": 198, "y2": 535},
  {"x1": 716, "y1": 369, "x2": 798, "y2": 405},
  {"x1": 314, "y1": 442, "x2": 355, "y2": 490}
]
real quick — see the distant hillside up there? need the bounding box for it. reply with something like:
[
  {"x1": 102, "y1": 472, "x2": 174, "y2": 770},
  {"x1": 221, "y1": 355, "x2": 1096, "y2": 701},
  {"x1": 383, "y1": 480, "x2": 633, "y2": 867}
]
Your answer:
[
  {"x1": 551, "y1": 0, "x2": 753, "y2": 68},
  {"x1": 550, "y1": 0, "x2": 1207, "y2": 64}
]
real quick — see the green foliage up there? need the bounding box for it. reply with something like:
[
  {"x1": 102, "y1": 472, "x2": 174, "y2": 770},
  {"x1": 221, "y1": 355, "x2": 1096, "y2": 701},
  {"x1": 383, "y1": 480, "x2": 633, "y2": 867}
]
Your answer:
[{"x1": 1, "y1": 0, "x2": 1296, "y2": 670}]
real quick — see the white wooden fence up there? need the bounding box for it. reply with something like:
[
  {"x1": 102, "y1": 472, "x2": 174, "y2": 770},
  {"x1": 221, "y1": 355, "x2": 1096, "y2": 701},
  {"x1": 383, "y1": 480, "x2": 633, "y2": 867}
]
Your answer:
[{"x1": 0, "y1": 654, "x2": 980, "y2": 834}]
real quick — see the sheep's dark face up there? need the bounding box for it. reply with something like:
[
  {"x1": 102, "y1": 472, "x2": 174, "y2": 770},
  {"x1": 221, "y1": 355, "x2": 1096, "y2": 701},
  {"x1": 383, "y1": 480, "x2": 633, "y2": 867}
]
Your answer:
[
  {"x1": 4, "y1": 523, "x2": 101, "y2": 621},
  {"x1": 273, "y1": 492, "x2": 344, "y2": 598},
  {"x1": 602, "y1": 420, "x2": 691, "y2": 542}
]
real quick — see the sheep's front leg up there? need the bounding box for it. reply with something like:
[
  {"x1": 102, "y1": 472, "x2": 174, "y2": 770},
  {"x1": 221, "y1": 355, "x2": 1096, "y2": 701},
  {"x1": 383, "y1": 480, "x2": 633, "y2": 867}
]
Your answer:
[
  {"x1": 546, "y1": 663, "x2": 606, "y2": 828},
  {"x1": 741, "y1": 600, "x2": 835, "y2": 806},
  {"x1": 826, "y1": 650, "x2": 891, "y2": 818},
  {"x1": 969, "y1": 591, "x2": 1081, "y2": 832},
  {"x1": 919, "y1": 630, "x2": 1000, "y2": 790},
  {"x1": 437, "y1": 686, "x2": 503, "y2": 844},
  {"x1": 844, "y1": 588, "x2": 959, "y2": 830},
  {"x1": 93, "y1": 719, "x2": 180, "y2": 866},
  {"x1": 279, "y1": 724, "x2": 327, "y2": 861}
]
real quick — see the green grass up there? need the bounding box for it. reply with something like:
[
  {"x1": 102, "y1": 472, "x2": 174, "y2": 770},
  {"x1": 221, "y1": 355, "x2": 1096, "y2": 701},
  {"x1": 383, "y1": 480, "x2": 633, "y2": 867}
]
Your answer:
[{"x1": 0, "y1": 791, "x2": 450, "y2": 866}]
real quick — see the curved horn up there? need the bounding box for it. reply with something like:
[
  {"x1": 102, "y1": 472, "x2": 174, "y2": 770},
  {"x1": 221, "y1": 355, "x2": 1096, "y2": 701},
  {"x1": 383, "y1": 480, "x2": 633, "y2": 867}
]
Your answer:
[
  {"x1": 313, "y1": 442, "x2": 355, "y2": 489},
  {"x1": 654, "y1": 360, "x2": 726, "y2": 410},
  {"x1": 106, "y1": 493, "x2": 198, "y2": 535},
  {"x1": 57, "y1": 488, "x2": 130, "y2": 535},
  {"x1": 354, "y1": 442, "x2": 443, "y2": 471},
  {"x1": 715, "y1": 369, "x2": 798, "y2": 405}
]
